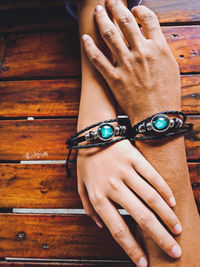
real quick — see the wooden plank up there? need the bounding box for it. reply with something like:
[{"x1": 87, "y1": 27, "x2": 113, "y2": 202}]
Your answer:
[
  {"x1": 0, "y1": 26, "x2": 199, "y2": 79},
  {"x1": 0, "y1": 262, "x2": 134, "y2": 267},
  {"x1": 0, "y1": 162, "x2": 199, "y2": 209},
  {"x1": 142, "y1": 0, "x2": 200, "y2": 23},
  {"x1": 0, "y1": 213, "x2": 134, "y2": 259},
  {"x1": 0, "y1": 75, "x2": 199, "y2": 117},
  {"x1": 0, "y1": 116, "x2": 199, "y2": 161},
  {"x1": 0, "y1": 0, "x2": 199, "y2": 24},
  {"x1": 0, "y1": 79, "x2": 81, "y2": 117}
]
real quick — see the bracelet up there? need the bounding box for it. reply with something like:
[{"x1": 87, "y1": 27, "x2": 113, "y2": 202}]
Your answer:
[
  {"x1": 131, "y1": 110, "x2": 193, "y2": 140},
  {"x1": 66, "y1": 116, "x2": 132, "y2": 177},
  {"x1": 66, "y1": 111, "x2": 193, "y2": 178}
]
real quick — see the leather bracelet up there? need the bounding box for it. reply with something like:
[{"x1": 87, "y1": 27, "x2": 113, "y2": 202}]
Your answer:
[{"x1": 66, "y1": 111, "x2": 193, "y2": 178}]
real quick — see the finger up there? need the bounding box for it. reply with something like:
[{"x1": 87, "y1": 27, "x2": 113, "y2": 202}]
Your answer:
[
  {"x1": 88, "y1": 188, "x2": 148, "y2": 266},
  {"x1": 95, "y1": 5, "x2": 130, "y2": 62},
  {"x1": 131, "y1": 5, "x2": 164, "y2": 41},
  {"x1": 110, "y1": 183, "x2": 182, "y2": 259},
  {"x1": 124, "y1": 169, "x2": 182, "y2": 235},
  {"x1": 82, "y1": 34, "x2": 115, "y2": 80},
  {"x1": 77, "y1": 179, "x2": 104, "y2": 229},
  {"x1": 131, "y1": 148, "x2": 176, "y2": 208},
  {"x1": 106, "y1": 0, "x2": 144, "y2": 48}
]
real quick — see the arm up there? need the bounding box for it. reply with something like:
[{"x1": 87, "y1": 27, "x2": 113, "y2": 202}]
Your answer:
[
  {"x1": 76, "y1": 1, "x2": 183, "y2": 266},
  {"x1": 81, "y1": 1, "x2": 200, "y2": 266}
]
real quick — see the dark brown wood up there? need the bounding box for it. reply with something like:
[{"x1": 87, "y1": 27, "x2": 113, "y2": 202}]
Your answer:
[
  {"x1": 0, "y1": 75, "x2": 199, "y2": 117},
  {"x1": 0, "y1": 0, "x2": 199, "y2": 25},
  {"x1": 0, "y1": 163, "x2": 199, "y2": 209},
  {"x1": 0, "y1": 116, "x2": 199, "y2": 161},
  {"x1": 0, "y1": 79, "x2": 81, "y2": 117},
  {"x1": 0, "y1": 213, "x2": 135, "y2": 259},
  {"x1": 0, "y1": 26, "x2": 199, "y2": 79},
  {"x1": 0, "y1": 262, "x2": 134, "y2": 267}
]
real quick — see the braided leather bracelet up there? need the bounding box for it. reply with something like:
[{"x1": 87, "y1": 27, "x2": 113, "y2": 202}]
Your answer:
[{"x1": 66, "y1": 111, "x2": 193, "y2": 177}]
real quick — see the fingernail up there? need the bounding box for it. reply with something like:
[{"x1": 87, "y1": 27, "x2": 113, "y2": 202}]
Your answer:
[
  {"x1": 170, "y1": 245, "x2": 182, "y2": 258},
  {"x1": 82, "y1": 34, "x2": 89, "y2": 41},
  {"x1": 96, "y1": 220, "x2": 103, "y2": 229},
  {"x1": 95, "y1": 5, "x2": 104, "y2": 12},
  {"x1": 137, "y1": 257, "x2": 148, "y2": 267},
  {"x1": 169, "y1": 196, "x2": 176, "y2": 207},
  {"x1": 174, "y1": 223, "x2": 182, "y2": 234}
]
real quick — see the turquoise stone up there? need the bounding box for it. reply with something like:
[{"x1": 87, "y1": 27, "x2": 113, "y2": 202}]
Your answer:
[
  {"x1": 152, "y1": 115, "x2": 169, "y2": 131},
  {"x1": 98, "y1": 124, "x2": 114, "y2": 140}
]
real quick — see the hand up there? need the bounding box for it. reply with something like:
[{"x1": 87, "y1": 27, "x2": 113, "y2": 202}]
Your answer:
[
  {"x1": 82, "y1": 1, "x2": 181, "y2": 126},
  {"x1": 77, "y1": 139, "x2": 182, "y2": 266}
]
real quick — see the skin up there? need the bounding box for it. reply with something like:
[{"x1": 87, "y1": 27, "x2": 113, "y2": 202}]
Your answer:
[
  {"x1": 76, "y1": 1, "x2": 185, "y2": 266},
  {"x1": 81, "y1": 0, "x2": 200, "y2": 266}
]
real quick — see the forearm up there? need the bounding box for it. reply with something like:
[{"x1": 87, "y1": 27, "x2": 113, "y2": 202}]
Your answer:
[
  {"x1": 77, "y1": 0, "x2": 117, "y2": 131},
  {"x1": 136, "y1": 136, "x2": 200, "y2": 266}
]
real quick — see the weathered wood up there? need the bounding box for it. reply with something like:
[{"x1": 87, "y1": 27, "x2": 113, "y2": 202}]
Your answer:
[
  {"x1": 0, "y1": 0, "x2": 199, "y2": 24},
  {"x1": 0, "y1": 262, "x2": 134, "y2": 267},
  {"x1": 0, "y1": 75, "x2": 199, "y2": 117},
  {"x1": 0, "y1": 79, "x2": 81, "y2": 117},
  {"x1": 0, "y1": 213, "x2": 135, "y2": 259},
  {"x1": 0, "y1": 26, "x2": 199, "y2": 79},
  {"x1": 0, "y1": 163, "x2": 199, "y2": 209},
  {"x1": 0, "y1": 116, "x2": 199, "y2": 161}
]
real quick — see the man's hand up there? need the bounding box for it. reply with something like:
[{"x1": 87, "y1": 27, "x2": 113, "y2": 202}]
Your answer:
[{"x1": 82, "y1": 0, "x2": 181, "y2": 126}]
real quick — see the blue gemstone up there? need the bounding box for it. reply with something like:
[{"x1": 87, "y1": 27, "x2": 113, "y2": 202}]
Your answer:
[
  {"x1": 152, "y1": 115, "x2": 169, "y2": 132},
  {"x1": 98, "y1": 124, "x2": 114, "y2": 140}
]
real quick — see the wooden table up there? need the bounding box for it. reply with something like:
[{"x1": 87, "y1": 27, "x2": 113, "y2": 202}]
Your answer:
[{"x1": 0, "y1": 0, "x2": 199, "y2": 266}]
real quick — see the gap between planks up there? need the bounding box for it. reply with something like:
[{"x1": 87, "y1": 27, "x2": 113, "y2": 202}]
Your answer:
[{"x1": 12, "y1": 208, "x2": 129, "y2": 215}]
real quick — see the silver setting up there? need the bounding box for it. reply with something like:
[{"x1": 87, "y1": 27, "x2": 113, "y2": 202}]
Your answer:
[
  {"x1": 93, "y1": 132, "x2": 98, "y2": 140},
  {"x1": 120, "y1": 125, "x2": 127, "y2": 135},
  {"x1": 169, "y1": 119, "x2": 175, "y2": 128},
  {"x1": 177, "y1": 118, "x2": 183, "y2": 127},
  {"x1": 85, "y1": 133, "x2": 91, "y2": 141},
  {"x1": 97, "y1": 123, "x2": 115, "y2": 141},
  {"x1": 138, "y1": 123, "x2": 146, "y2": 133},
  {"x1": 114, "y1": 126, "x2": 120, "y2": 136},
  {"x1": 151, "y1": 114, "x2": 170, "y2": 133},
  {"x1": 146, "y1": 122, "x2": 152, "y2": 131}
]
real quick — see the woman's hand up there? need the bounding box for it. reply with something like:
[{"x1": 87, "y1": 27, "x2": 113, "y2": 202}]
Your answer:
[
  {"x1": 77, "y1": 139, "x2": 182, "y2": 266},
  {"x1": 82, "y1": 1, "x2": 181, "y2": 126}
]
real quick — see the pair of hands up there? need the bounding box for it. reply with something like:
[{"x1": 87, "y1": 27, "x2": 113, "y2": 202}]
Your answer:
[{"x1": 77, "y1": 1, "x2": 181, "y2": 266}]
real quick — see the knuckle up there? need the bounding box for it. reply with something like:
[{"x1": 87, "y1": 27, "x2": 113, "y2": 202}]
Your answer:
[
  {"x1": 102, "y1": 27, "x2": 115, "y2": 39},
  {"x1": 120, "y1": 14, "x2": 133, "y2": 25},
  {"x1": 89, "y1": 52, "x2": 100, "y2": 64},
  {"x1": 89, "y1": 189, "x2": 105, "y2": 206},
  {"x1": 108, "y1": 177, "x2": 121, "y2": 192},
  {"x1": 137, "y1": 213, "x2": 152, "y2": 228},
  {"x1": 140, "y1": 9, "x2": 157, "y2": 23},
  {"x1": 146, "y1": 192, "x2": 158, "y2": 205},
  {"x1": 112, "y1": 226, "x2": 128, "y2": 240}
]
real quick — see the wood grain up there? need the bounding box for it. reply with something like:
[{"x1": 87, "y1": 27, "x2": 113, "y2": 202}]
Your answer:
[
  {"x1": 0, "y1": 0, "x2": 199, "y2": 25},
  {"x1": 0, "y1": 75, "x2": 199, "y2": 117},
  {"x1": 0, "y1": 79, "x2": 81, "y2": 117},
  {"x1": 0, "y1": 26, "x2": 199, "y2": 79},
  {"x1": 0, "y1": 163, "x2": 199, "y2": 210},
  {"x1": 0, "y1": 262, "x2": 134, "y2": 267},
  {"x1": 0, "y1": 116, "x2": 199, "y2": 161},
  {"x1": 0, "y1": 213, "x2": 134, "y2": 259}
]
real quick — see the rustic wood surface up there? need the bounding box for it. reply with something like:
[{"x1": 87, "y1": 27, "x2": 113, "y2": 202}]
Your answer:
[
  {"x1": 0, "y1": 116, "x2": 199, "y2": 161},
  {"x1": 0, "y1": 26, "x2": 199, "y2": 79},
  {"x1": 0, "y1": 213, "x2": 136, "y2": 259},
  {"x1": 0, "y1": 0, "x2": 199, "y2": 265},
  {"x1": 0, "y1": 262, "x2": 135, "y2": 267},
  {"x1": 0, "y1": 75, "x2": 199, "y2": 117},
  {"x1": 0, "y1": 0, "x2": 199, "y2": 26},
  {"x1": 0, "y1": 163, "x2": 199, "y2": 210}
]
